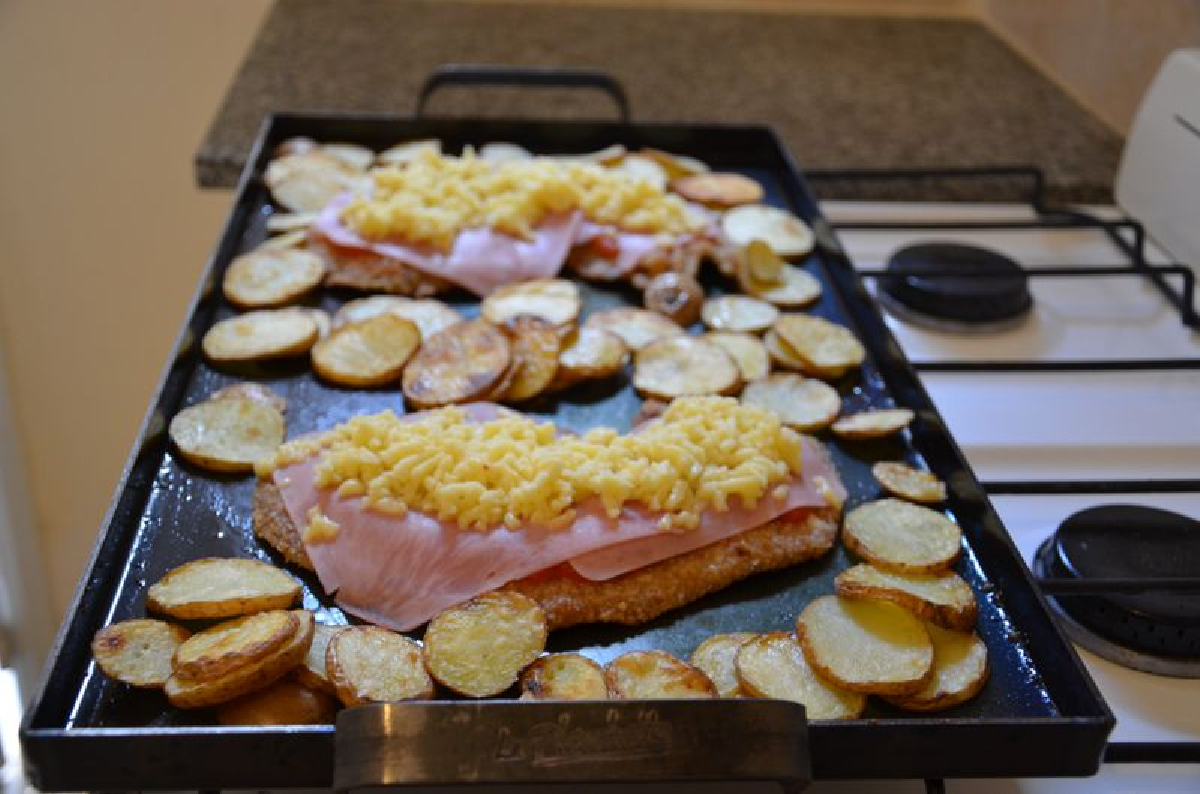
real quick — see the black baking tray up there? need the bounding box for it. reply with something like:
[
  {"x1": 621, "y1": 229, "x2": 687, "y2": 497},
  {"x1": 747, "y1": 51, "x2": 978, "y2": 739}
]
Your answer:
[{"x1": 22, "y1": 110, "x2": 1113, "y2": 790}]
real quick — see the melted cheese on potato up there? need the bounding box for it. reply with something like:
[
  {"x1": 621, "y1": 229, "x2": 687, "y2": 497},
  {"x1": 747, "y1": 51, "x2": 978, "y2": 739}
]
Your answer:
[
  {"x1": 261, "y1": 397, "x2": 801, "y2": 532},
  {"x1": 340, "y1": 149, "x2": 703, "y2": 251}
]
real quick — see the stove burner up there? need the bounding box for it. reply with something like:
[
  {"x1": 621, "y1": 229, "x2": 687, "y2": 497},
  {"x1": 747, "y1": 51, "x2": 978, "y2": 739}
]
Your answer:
[
  {"x1": 1034, "y1": 504, "x2": 1200, "y2": 678},
  {"x1": 878, "y1": 242, "x2": 1033, "y2": 333}
]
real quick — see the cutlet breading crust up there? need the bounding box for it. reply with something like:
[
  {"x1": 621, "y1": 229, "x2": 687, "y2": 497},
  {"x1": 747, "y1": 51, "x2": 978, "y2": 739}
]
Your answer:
[
  {"x1": 253, "y1": 480, "x2": 838, "y2": 629},
  {"x1": 309, "y1": 232, "x2": 451, "y2": 297}
]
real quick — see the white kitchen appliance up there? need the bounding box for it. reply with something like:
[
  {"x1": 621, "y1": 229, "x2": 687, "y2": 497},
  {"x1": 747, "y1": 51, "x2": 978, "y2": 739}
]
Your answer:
[{"x1": 808, "y1": 49, "x2": 1200, "y2": 794}]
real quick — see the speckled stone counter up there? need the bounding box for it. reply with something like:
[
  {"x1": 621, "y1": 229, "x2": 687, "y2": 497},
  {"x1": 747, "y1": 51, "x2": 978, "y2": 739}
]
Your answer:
[{"x1": 198, "y1": 0, "x2": 1123, "y2": 202}]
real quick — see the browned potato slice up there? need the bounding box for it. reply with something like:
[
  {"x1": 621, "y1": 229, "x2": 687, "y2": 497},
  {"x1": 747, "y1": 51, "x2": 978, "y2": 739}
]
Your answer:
[
  {"x1": 884, "y1": 625, "x2": 989, "y2": 711},
  {"x1": 643, "y1": 272, "x2": 704, "y2": 326},
  {"x1": 705, "y1": 332, "x2": 770, "y2": 382},
  {"x1": 173, "y1": 610, "x2": 299, "y2": 681},
  {"x1": 584, "y1": 308, "x2": 684, "y2": 351},
  {"x1": 843, "y1": 499, "x2": 962, "y2": 574},
  {"x1": 91, "y1": 619, "x2": 191, "y2": 688},
  {"x1": 402, "y1": 319, "x2": 511, "y2": 409},
  {"x1": 764, "y1": 328, "x2": 807, "y2": 371},
  {"x1": 258, "y1": 228, "x2": 309, "y2": 251},
  {"x1": 605, "y1": 651, "x2": 717, "y2": 699},
  {"x1": 736, "y1": 240, "x2": 785, "y2": 289},
  {"x1": 835, "y1": 564, "x2": 978, "y2": 631},
  {"x1": 641, "y1": 147, "x2": 710, "y2": 179},
  {"x1": 320, "y1": 142, "x2": 374, "y2": 172},
  {"x1": 744, "y1": 264, "x2": 823, "y2": 309},
  {"x1": 311, "y1": 314, "x2": 420, "y2": 388},
  {"x1": 551, "y1": 328, "x2": 629, "y2": 390},
  {"x1": 223, "y1": 249, "x2": 325, "y2": 310},
  {"x1": 165, "y1": 610, "x2": 314, "y2": 709},
  {"x1": 169, "y1": 397, "x2": 286, "y2": 474},
  {"x1": 735, "y1": 633, "x2": 866, "y2": 719},
  {"x1": 615, "y1": 154, "x2": 669, "y2": 189},
  {"x1": 327, "y1": 626, "x2": 434, "y2": 706},
  {"x1": 797, "y1": 596, "x2": 933, "y2": 696},
  {"x1": 722, "y1": 204, "x2": 815, "y2": 258},
  {"x1": 701, "y1": 295, "x2": 779, "y2": 334},
  {"x1": 519, "y1": 653, "x2": 609, "y2": 700},
  {"x1": 217, "y1": 678, "x2": 339, "y2": 726},
  {"x1": 265, "y1": 212, "x2": 319, "y2": 233},
  {"x1": 202, "y1": 309, "x2": 319, "y2": 363},
  {"x1": 481, "y1": 278, "x2": 581, "y2": 328},
  {"x1": 741, "y1": 373, "x2": 840, "y2": 432},
  {"x1": 832, "y1": 408, "x2": 915, "y2": 440},
  {"x1": 501, "y1": 316, "x2": 561, "y2": 402},
  {"x1": 292, "y1": 622, "x2": 345, "y2": 696},
  {"x1": 690, "y1": 632, "x2": 756, "y2": 698},
  {"x1": 672, "y1": 172, "x2": 764, "y2": 207},
  {"x1": 294, "y1": 307, "x2": 332, "y2": 339},
  {"x1": 633, "y1": 336, "x2": 741, "y2": 400},
  {"x1": 377, "y1": 138, "x2": 442, "y2": 167},
  {"x1": 334, "y1": 296, "x2": 462, "y2": 340},
  {"x1": 873, "y1": 462, "x2": 947, "y2": 504},
  {"x1": 274, "y1": 136, "x2": 318, "y2": 158},
  {"x1": 210, "y1": 382, "x2": 288, "y2": 414},
  {"x1": 147, "y1": 557, "x2": 302, "y2": 620},
  {"x1": 773, "y1": 315, "x2": 865, "y2": 379},
  {"x1": 479, "y1": 141, "x2": 533, "y2": 162},
  {"x1": 423, "y1": 591, "x2": 547, "y2": 698},
  {"x1": 265, "y1": 151, "x2": 357, "y2": 213}
]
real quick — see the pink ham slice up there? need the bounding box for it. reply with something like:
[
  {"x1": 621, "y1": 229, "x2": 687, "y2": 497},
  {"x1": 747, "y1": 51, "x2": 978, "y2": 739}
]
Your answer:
[{"x1": 273, "y1": 408, "x2": 843, "y2": 631}]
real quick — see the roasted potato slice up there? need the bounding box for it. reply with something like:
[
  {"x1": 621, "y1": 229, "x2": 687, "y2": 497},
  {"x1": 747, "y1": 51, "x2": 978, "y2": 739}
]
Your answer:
[
  {"x1": 701, "y1": 295, "x2": 779, "y2": 334},
  {"x1": 334, "y1": 296, "x2": 462, "y2": 341},
  {"x1": 91, "y1": 619, "x2": 190, "y2": 688},
  {"x1": 320, "y1": 142, "x2": 374, "y2": 172},
  {"x1": 169, "y1": 396, "x2": 286, "y2": 474},
  {"x1": 147, "y1": 557, "x2": 302, "y2": 620},
  {"x1": 311, "y1": 314, "x2": 421, "y2": 388},
  {"x1": 796, "y1": 596, "x2": 933, "y2": 696},
  {"x1": 743, "y1": 263, "x2": 823, "y2": 309},
  {"x1": 264, "y1": 151, "x2": 357, "y2": 213},
  {"x1": 615, "y1": 154, "x2": 668, "y2": 189},
  {"x1": 327, "y1": 626, "x2": 434, "y2": 706},
  {"x1": 736, "y1": 240, "x2": 785, "y2": 288},
  {"x1": 705, "y1": 332, "x2": 770, "y2": 382},
  {"x1": 741, "y1": 373, "x2": 840, "y2": 432},
  {"x1": 843, "y1": 499, "x2": 962, "y2": 574},
  {"x1": 292, "y1": 622, "x2": 345, "y2": 696},
  {"x1": 501, "y1": 316, "x2": 562, "y2": 402},
  {"x1": 735, "y1": 633, "x2": 865, "y2": 719},
  {"x1": 217, "y1": 678, "x2": 339, "y2": 726},
  {"x1": 883, "y1": 625, "x2": 989, "y2": 711},
  {"x1": 721, "y1": 204, "x2": 815, "y2": 258},
  {"x1": 479, "y1": 141, "x2": 533, "y2": 162},
  {"x1": 835, "y1": 564, "x2": 978, "y2": 631},
  {"x1": 223, "y1": 249, "x2": 325, "y2": 310},
  {"x1": 402, "y1": 319, "x2": 511, "y2": 409},
  {"x1": 605, "y1": 651, "x2": 717, "y2": 699},
  {"x1": 764, "y1": 328, "x2": 808, "y2": 371},
  {"x1": 258, "y1": 228, "x2": 309, "y2": 251},
  {"x1": 165, "y1": 610, "x2": 314, "y2": 709},
  {"x1": 832, "y1": 408, "x2": 915, "y2": 440},
  {"x1": 643, "y1": 272, "x2": 704, "y2": 326},
  {"x1": 423, "y1": 591, "x2": 547, "y2": 698},
  {"x1": 481, "y1": 278, "x2": 581, "y2": 329},
  {"x1": 377, "y1": 138, "x2": 442, "y2": 166},
  {"x1": 633, "y1": 336, "x2": 741, "y2": 400},
  {"x1": 672, "y1": 172, "x2": 764, "y2": 207},
  {"x1": 690, "y1": 632, "x2": 756, "y2": 698},
  {"x1": 584, "y1": 307, "x2": 684, "y2": 351},
  {"x1": 265, "y1": 212, "x2": 319, "y2": 234},
  {"x1": 773, "y1": 315, "x2": 865, "y2": 380},
  {"x1": 296, "y1": 307, "x2": 332, "y2": 339},
  {"x1": 520, "y1": 653, "x2": 609, "y2": 701},
  {"x1": 210, "y1": 382, "x2": 288, "y2": 414},
  {"x1": 872, "y1": 462, "x2": 948, "y2": 504},
  {"x1": 173, "y1": 610, "x2": 299, "y2": 681},
  {"x1": 641, "y1": 147, "x2": 710, "y2": 179},
  {"x1": 202, "y1": 309, "x2": 319, "y2": 364},
  {"x1": 550, "y1": 327, "x2": 629, "y2": 391}
]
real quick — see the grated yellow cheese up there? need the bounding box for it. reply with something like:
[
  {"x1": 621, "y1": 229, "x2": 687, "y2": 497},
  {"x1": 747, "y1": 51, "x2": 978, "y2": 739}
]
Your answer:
[
  {"x1": 260, "y1": 396, "x2": 802, "y2": 532},
  {"x1": 340, "y1": 149, "x2": 704, "y2": 251},
  {"x1": 304, "y1": 506, "x2": 341, "y2": 544}
]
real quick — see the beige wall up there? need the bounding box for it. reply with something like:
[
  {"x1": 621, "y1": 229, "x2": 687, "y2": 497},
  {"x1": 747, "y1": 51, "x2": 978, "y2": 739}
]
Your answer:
[
  {"x1": 0, "y1": 0, "x2": 271, "y2": 621},
  {"x1": 977, "y1": 0, "x2": 1200, "y2": 134}
]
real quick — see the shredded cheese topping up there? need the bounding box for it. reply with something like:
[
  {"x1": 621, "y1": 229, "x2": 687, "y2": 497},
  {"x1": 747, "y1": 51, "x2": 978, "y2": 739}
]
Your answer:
[
  {"x1": 260, "y1": 396, "x2": 802, "y2": 532},
  {"x1": 340, "y1": 149, "x2": 704, "y2": 251}
]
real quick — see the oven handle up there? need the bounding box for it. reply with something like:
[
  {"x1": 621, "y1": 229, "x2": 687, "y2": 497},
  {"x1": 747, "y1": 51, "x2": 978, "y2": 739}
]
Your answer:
[{"x1": 415, "y1": 64, "x2": 631, "y2": 122}]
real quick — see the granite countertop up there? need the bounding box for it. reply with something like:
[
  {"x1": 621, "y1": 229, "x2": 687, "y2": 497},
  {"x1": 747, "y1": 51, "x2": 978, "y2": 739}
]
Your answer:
[{"x1": 198, "y1": 0, "x2": 1123, "y2": 202}]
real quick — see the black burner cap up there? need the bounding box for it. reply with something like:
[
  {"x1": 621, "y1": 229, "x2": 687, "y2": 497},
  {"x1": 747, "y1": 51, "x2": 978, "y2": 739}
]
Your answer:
[
  {"x1": 880, "y1": 242, "x2": 1032, "y2": 324},
  {"x1": 1041, "y1": 504, "x2": 1200, "y2": 660}
]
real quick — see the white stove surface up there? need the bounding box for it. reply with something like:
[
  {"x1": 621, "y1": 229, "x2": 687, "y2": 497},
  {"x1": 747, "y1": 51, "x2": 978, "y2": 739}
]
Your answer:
[{"x1": 813, "y1": 200, "x2": 1200, "y2": 792}]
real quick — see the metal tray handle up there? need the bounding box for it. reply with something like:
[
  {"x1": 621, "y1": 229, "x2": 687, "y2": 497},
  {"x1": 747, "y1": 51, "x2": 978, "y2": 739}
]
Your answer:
[{"x1": 415, "y1": 64, "x2": 631, "y2": 122}]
